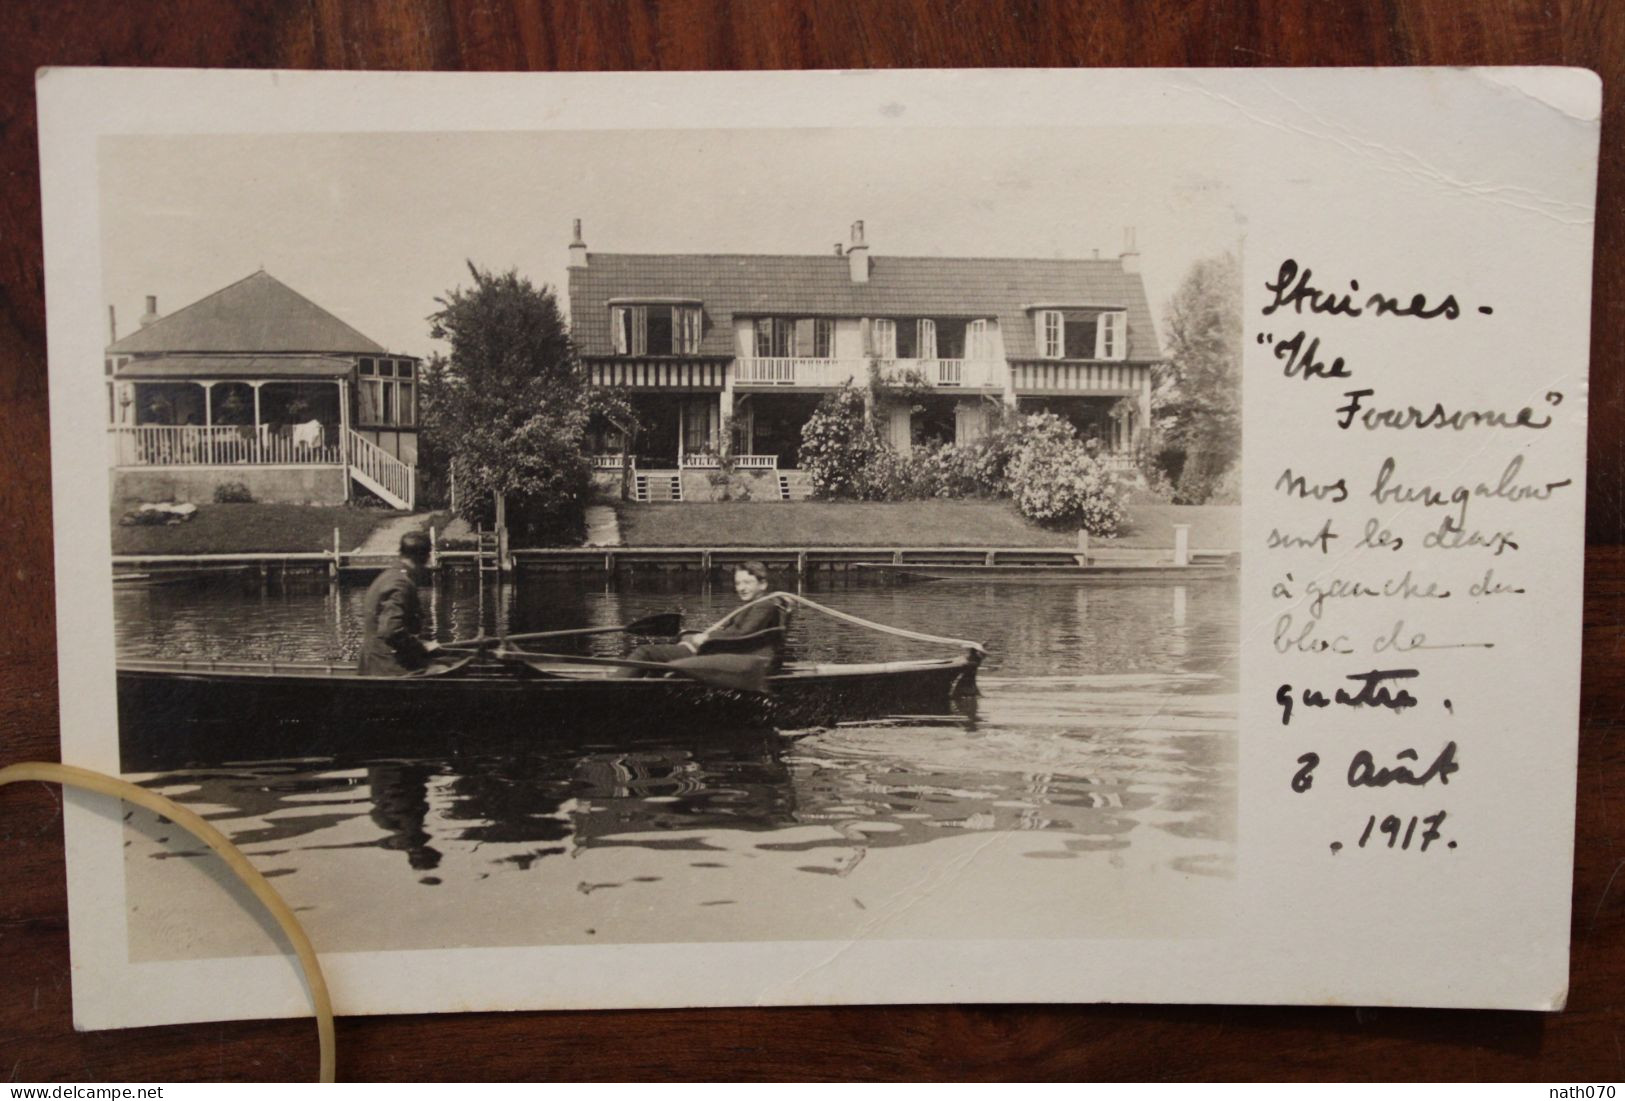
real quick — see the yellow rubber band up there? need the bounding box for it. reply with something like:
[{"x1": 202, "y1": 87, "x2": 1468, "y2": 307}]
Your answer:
[{"x1": 0, "y1": 761, "x2": 336, "y2": 1082}]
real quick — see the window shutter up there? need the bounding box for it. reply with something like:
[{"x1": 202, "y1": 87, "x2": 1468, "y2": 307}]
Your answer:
[
  {"x1": 860, "y1": 318, "x2": 873, "y2": 357},
  {"x1": 794, "y1": 318, "x2": 815, "y2": 358},
  {"x1": 611, "y1": 308, "x2": 628, "y2": 355},
  {"x1": 1096, "y1": 311, "x2": 1124, "y2": 360},
  {"x1": 755, "y1": 318, "x2": 772, "y2": 358},
  {"x1": 630, "y1": 306, "x2": 648, "y2": 355}
]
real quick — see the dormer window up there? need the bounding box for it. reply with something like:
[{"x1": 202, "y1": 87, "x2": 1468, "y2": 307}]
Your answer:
[
  {"x1": 611, "y1": 303, "x2": 703, "y2": 355},
  {"x1": 1034, "y1": 307, "x2": 1127, "y2": 361}
]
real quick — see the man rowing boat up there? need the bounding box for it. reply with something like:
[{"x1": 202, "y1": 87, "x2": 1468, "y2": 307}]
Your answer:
[
  {"x1": 627, "y1": 559, "x2": 789, "y2": 672},
  {"x1": 358, "y1": 531, "x2": 441, "y2": 676}
]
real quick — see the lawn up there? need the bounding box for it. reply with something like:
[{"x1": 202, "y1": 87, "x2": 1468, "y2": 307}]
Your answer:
[
  {"x1": 111, "y1": 503, "x2": 397, "y2": 556},
  {"x1": 615, "y1": 500, "x2": 1239, "y2": 549}
]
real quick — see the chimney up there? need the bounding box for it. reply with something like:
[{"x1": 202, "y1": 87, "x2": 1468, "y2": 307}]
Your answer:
[
  {"x1": 568, "y1": 219, "x2": 588, "y2": 269},
  {"x1": 833, "y1": 243, "x2": 844, "y2": 257},
  {"x1": 139, "y1": 295, "x2": 160, "y2": 328},
  {"x1": 846, "y1": 220, "x2": 869, "y2": 284},
  {"x1": 108, "y1": 305, "x2": 117, "y2": 345},
  {"x1": 1119, "y1": 227, "x2": 1140, "y2": 275}
]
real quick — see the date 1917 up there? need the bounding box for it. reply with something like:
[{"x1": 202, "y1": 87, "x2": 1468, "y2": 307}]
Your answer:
[{"x1": 1330, "y1": 810, "x2": 1452, "y2": 853}]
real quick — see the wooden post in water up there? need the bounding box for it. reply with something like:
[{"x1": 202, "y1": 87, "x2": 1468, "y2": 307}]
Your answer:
[
  {"x1": 1074, "y1": 528, "x2": 1090, "y2": 567},
  {"x1": 1172, "y1": 523, "x2": 1190, "y2": 567},
  {"x1": 495, "y1": 493, "x2": 511, "y2": 573},
  {"x1": 332, "y1": 526, "x2": 341, "y2": 576}
]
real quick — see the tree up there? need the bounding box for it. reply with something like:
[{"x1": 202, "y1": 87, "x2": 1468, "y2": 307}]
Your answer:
[
  {"x1": 420, "y1": 264, "x2": 590, "y2": 544},
  {"x1": 584, "y1": 385, "x2": 643, "y2": 502},
  {"x1": 1154, "y1": 251, "x2": 1242, "y2": 503}
]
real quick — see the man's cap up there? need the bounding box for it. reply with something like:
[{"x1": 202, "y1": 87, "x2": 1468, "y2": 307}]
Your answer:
[{"x1": 400, "y1": 531, "x2": 432, "y2": 562}]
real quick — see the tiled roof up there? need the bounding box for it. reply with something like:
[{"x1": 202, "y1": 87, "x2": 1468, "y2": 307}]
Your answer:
[
  {"x1": 108, "y1": 271, "x2": 388, "y2": 356},
  {"x1": 568, "y1": 253, "x2": 1160, "y2": 361},
  {"x1": 114, "y1": 354, "x2": 357, "y2": 380}
]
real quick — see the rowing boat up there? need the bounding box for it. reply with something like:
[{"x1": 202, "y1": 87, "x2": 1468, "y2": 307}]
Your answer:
[{"x1": 116, "y1": 650, "x2": 982, "y2": 770}]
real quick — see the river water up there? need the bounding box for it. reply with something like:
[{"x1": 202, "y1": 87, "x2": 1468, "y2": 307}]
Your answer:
[{"x1": 115, "y1": 572, "x2": 1238, "y2": 959}]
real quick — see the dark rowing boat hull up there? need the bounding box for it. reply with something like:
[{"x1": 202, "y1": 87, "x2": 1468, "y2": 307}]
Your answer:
[{"x1": 116, "y1": 656, "x2": 979, "y2": 770}]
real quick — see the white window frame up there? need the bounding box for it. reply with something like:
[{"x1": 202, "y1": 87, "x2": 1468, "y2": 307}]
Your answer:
[
  {"x1": 872, "y1": 318, "x2": 897, "y2": 359},
  {"x1": 753, "y1": 317, "x2": 798, "y2": 357},
  {"x1": 357, "y1": 357, "x2": 417, "y2": 427},
  {"x1": 1096, "y1": 310, "x2": 1126, "y2": 361},
  {"x1": 917, "y1": 319, "x2": 937, "y2": 360},
  {"x1": 813, "y1": 318, "x2": 835, "y2": 358},
  {"x1": 1038, "y1": 310, "x2": 1063, "y2": 359}
]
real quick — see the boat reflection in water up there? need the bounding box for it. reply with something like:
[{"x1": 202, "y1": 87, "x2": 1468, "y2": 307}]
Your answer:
[{"x1": 119, "y1": 573, "x2": 1236, "y2": 958}]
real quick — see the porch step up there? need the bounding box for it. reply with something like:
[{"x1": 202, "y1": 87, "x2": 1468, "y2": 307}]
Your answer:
[
  {"x1": 778, "y1": 471, "x2": 815, "y2": 501},
  {"x1": 346, "y1": 429, "x2": 415, "y2": 510},
  {"x1": 635, "y1": 472, "x2": 683, "y2": 503}
]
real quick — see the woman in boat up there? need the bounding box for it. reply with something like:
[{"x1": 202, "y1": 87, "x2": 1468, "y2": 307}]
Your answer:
[
  {"x1": 628, "y1": 559, "x2": 789, "y2": 671},
  {"x1": 358, "y1": 531, "x2": 441, "y2": 676}
]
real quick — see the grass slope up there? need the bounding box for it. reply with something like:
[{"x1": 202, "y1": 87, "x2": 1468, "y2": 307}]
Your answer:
[{"x1": 111, "y1": 503, "x2": 396, "y2": 555}]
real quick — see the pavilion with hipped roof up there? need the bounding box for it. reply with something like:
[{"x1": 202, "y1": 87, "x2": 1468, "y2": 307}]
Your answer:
[{"x1": 106, "y1": 271, "x2": 419, "y2": 509}]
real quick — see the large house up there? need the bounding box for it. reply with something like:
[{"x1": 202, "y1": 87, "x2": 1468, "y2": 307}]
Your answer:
[
  {"x1": 106, "y1": 271, "x2": 419, "y2": 510},
  {"x1": 568, "y1": 220, "x2": 1159, "y2": 500}
]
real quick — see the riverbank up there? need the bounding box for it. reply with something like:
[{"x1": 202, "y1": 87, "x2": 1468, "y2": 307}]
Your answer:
[
  {"x1": 614, "y1": 501, "x2": 1238, "y2": 550},
  {"x1": 111, "y1": 503, "x2": 400, "y2": 555},
  {"x1": 108, "y1": 499, "x2": 1238, "y2": 561}
]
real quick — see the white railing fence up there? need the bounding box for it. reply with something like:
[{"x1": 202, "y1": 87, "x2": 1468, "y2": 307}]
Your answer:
[
  {"x1": 592, "y1": 454, "x2": 636, "y2": 471},
  {"x1": 108, "y1": 425, "x2": 341, "y2": 467},
  {"x1": 733, "y1": 358, "x2": 867, "y2": 388},
  {"x1": 680, "y1": 453, "x2": 778, "y2": 470},
  {"x1": 346, "y1": 429, "x2": 415, "y2": 508}
]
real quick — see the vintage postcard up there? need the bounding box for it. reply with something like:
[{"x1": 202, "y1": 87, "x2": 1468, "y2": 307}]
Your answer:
[{"x1": 35, "y1": 67, "x2": 1598, "y2": 1028}]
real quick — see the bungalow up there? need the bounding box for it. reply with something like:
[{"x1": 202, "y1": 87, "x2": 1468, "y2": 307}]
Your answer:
[
  {"x1": 567, "y1": 220, "x2": 1159, "y2": 501},
  {"x1": 106, "y1": 271, "x2": 419, "y2": 510}
]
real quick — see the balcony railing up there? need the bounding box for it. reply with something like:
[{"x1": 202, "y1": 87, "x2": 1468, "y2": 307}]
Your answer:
[
  {"x1": 876, "y1": 358, "x2": 1004, "y2": 390},
  {"x1": 109, "y1": 424, "x2": 342, "y2": 467},
  {"x1": 592, "y1": 454, "x2": 635, "y2": 471},
  {"x1": 733, "y1": 358, "x2": 868, "y2": 388},
  {"x1": 733, "y1": 357, "x2": 1005, "y2": 390}
]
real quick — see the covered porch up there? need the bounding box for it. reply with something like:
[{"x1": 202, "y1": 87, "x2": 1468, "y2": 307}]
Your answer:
[
  {"x1": 588, "y1": 391, "x2": 781, "y2": 471},
  {"x1": 107, "y1": 355, "x2": 415, "y2": 508}
]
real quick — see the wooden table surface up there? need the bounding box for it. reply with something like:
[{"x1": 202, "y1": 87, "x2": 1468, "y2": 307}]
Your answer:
[{"x1": 0, "y1": 0, "x2": 1621, "y2": 1082}]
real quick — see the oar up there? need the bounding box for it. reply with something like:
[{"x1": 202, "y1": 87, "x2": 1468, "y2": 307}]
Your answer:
[
  {"x1": 440, "y1": 611, "x2": 683, "y2": 652},
  {"x1": 496, "y1": 648, "x2": 771, "y2": 694}
]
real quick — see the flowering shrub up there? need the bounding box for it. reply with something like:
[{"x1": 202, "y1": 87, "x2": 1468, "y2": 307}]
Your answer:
[
  {"x1": 1001, "y1": 413, "x2": 1124, "y2": 534},
  {"x1": 800, "y1": 385, "x2": 891, "y2": 500},
  {"x1": 801, "y1": 392, "x2": 1122, "y2": 534}
]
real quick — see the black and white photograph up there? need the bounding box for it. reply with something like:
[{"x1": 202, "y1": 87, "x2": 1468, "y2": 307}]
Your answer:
[
  {"x1": 36, "y1": 68, "x2": 1597, "y2": 1027},
  {"x1": 102, "y1": 124, "x2": 1242, "y2": 963}
]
